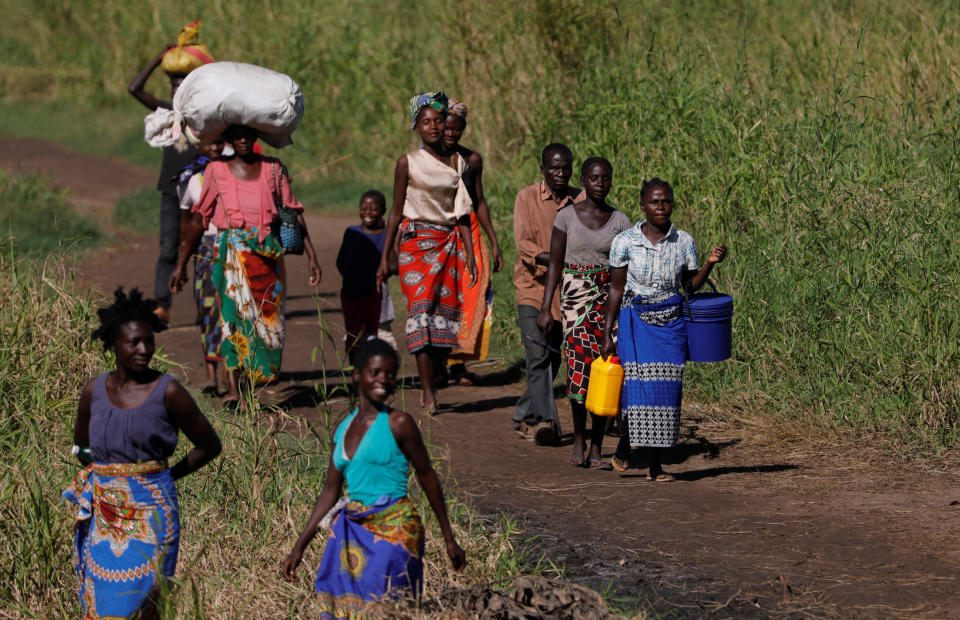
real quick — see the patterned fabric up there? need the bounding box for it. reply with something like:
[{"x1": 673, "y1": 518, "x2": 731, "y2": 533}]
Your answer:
[
  {"x1": 194, "y1": 233, "x2": 223, "y2": 361},
  {"x1": 618, "y1": 294, "x2": 687, "y2": 448},
  {"x1": 449, "y1": 212, "x2": 492, "y2": 362},
  {"x1": 175, "y1": 155, "x2": 211, "y2": 188},
  {"x1": 408, "y1": 91, "x2": 449, "y2": 129},
  {"x1": 314, "y1": 497, "x2": 425, "y2": 620},
  {"x1": 398, "y1": 220, "x2": 465, "y2": 353},
  {"x1": 214, "y1": 227, "x2": 286, "y2": 383},
  {"x1": 62, "y1": 461, "x2": 179, "y2": 619},
  {"x1": 561, "y1": 264, "x2": 612, "y2": 402},
  {"x1": 609, "y1": 221, "x2": 700, "y2": 299}
]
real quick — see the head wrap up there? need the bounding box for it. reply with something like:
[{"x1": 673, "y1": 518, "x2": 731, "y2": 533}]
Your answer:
[
  {"x1": 408, "y1": 91, "x2": 449, "y2": 129},
  {"x1": 448, "y1": 100, "x2": 468, "y2": 120}
]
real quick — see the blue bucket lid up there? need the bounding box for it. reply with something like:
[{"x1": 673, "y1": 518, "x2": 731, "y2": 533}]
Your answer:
[{"x1": 685, "y1": 293, "x2": 733, "y2": 318}]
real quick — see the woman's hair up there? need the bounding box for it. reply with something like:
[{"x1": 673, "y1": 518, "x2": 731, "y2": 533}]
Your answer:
[
  {"x1": 641, "y1": 177, "x2": 674, "y2": 201},
  {"x1": 351, "y1": 338, "x2": 400, "y2": 371},
  {"x1": 91, "y1": 287, "x2": 166, "y2": 350},
  {"x1": 360, "y1": 189, "x2": 387, "y2": 213},
  {"x1": 581, "y1": 156, "x2": 612, "y2": 177}
]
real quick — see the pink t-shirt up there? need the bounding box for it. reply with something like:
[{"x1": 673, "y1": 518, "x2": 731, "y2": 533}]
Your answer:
[{"x1": 191, "y1": 157, "x2": 303, "y2": 244}]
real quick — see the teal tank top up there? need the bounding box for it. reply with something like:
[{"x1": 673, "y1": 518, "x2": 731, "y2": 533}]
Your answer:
[{"x1": 332, "y1": 409, "x2": 409, "y2": 505}]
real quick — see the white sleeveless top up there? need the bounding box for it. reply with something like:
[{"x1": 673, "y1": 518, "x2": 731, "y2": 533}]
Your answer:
[{"x1": 401, "y1": 149, "x2": 472, "y2": 224}]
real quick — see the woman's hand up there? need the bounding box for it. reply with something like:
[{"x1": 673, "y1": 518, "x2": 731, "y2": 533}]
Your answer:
[
  {"x1": 535, "y1": 309, "x2": 554, "y2": 335},
  {"x1": 466, "y1": 255, "x2": 478, "y2": 287},
  {"x1": 601, "y1": 334, "x2": 617, "y2": 360},
  {"x1": 491, "y1": 244, "x2": 504, "y2": 273},
  {"x1": 169, "y1": 265, "x2": 189, "y2": 294},
  {"x1": 375, "y1": 258, "x2": 391, "y2": 290},
  {"x1": 282, "y1": 547, "x2": 303, "y2": 582},
  {"x1": 707, "y1": 244, "x2": 727, "y2": 264},
  {"x1": 446, "y1": 537, "x2": 466, "y2": 571},
  {"x1": 308, "y1": 257, "x2": 322, "y2": 289}
]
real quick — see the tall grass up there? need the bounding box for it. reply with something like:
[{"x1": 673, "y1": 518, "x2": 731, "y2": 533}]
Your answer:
[
  {"x1": 3, "y1": 0, "x2": 960, "y2": 449},
  {"x1": 0, "y1": 256, "x2": 546, "y2": 617}
]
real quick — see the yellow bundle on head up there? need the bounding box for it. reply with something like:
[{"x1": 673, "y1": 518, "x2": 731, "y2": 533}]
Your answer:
[{"x1": 162, "y1": 19, "x2": 214, "y2": 77}]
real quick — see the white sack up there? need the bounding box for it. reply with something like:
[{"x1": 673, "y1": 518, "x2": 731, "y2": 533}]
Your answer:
[{"x1": 143, "y1": 62, "x2": 304, "y2": 149}]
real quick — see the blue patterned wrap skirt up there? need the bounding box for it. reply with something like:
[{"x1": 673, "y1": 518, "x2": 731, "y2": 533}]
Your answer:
[
  {"x1": 618, "y1": 293, "x2": 687, "y2": 448},
  {"x1": 314, "y1": 496, "x2": 425, "y2": 619}
]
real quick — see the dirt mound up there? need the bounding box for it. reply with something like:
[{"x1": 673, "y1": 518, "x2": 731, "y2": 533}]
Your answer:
[{"x1": 389, "y1": 576, "x2": 627, "y2": 619}]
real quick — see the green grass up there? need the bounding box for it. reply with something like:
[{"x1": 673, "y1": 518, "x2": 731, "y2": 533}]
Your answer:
[
  {"x1": 3, "y1": 0, "x2": 960, "y2": 452},
  {"x1": 0, "y1": 256, "x2": 549, "y2": 617},
  {"x1": 0, "y1": 171, "x2": 101, "y2": 258},
  {"x1": 111, "y1": 186, "x2": 159, "y2": 234}
]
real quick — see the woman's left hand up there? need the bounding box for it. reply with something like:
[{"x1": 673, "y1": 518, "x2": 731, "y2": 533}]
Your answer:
[
  {"x1": 707, "y1": 244, "x2": 727, "y2": 264},
  {"x1": 491, "y1": 245, "x2": 504, "y2": 273},
  {"x1": 308, "y1": 258, "x2": 322, "y2": 289},
  {"x1": 445, "y1": 537, "x2": 467, "y2": 571},
  {"x1": 466, "y1": 256, "x2": 478, "y2": 287}
]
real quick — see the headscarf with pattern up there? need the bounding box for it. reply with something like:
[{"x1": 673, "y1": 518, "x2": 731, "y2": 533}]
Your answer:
[
  {"x1": 448, "y1": 100, "x2": 468, "y2": 120},
  {"x1": 408, "y1": 91, "x2": 449, "y2": 129}
]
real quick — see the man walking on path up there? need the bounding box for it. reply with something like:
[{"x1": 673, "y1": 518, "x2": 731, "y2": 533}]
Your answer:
[
  {"x1": 512, "y1": 143, "x2": 582, "y2": 445},
  {"x1": 128, "y1": 45, "x2": 204, "y2": 325}
]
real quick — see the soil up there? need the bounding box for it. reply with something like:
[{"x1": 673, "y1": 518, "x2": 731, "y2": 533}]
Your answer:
[{"x1": 7, "y1": 136, "x2": 960, "y2": 619}]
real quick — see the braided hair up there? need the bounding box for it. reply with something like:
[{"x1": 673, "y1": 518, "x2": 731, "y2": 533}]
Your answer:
[
  {"x1": 91, "y1": 287, "x2": 166, "y2": 350},
  {"x1": 641, "y1": 177, "x2": 673, "y2": 202}
]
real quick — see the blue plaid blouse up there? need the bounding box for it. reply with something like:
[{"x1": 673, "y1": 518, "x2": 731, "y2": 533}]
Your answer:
[{"x1": 609, "y1": 221, "x2": 700, "y2": 298}]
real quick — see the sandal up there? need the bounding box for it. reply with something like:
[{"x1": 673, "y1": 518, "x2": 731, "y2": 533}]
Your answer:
[
  {"x1": 589, "y1": 458, "x2": 613, "y2": 471},
  {"x1": 456, "y1": 372, "x2": 476, "y2": 386},
  {"x1": 423, "y1": 401, "x2": 440, "y2": 416},
  {"x1": 646, "y1": 472, "x2": 676, "y2": 482},
  {"x1": 610, "y1": 456, "x2": 629, "y2": 472}
]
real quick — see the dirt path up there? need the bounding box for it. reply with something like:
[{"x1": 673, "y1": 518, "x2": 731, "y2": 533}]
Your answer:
[{"x1": 11, "y1": 137, "x2": 960, "y2": 618}]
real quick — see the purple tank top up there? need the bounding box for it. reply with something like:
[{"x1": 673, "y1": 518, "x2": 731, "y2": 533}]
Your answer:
[{"x1": 89, "y1": 373, "x2": 179, "y2": 463}]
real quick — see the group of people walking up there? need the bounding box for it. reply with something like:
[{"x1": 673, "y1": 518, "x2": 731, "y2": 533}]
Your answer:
[{"x1": 65, "y1": 64, "x2": 727, "y2": 616}]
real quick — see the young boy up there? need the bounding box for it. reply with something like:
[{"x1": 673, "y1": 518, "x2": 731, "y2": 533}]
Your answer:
[{"x1": 336, "y1": 190, "x2": 395, "y2": 355}]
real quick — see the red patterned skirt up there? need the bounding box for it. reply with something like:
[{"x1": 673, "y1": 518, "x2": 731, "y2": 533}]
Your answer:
[
  {"x1": 397, "y1": 220, "x2": 465, "y2": 353},
  {"x1": 561, "y1": 264, "x2": 612, "y2": 402}
]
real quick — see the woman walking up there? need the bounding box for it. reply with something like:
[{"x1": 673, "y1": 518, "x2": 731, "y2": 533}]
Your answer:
[
  {"x1": 170, "y1": 125, "x2": 322, "y2": 405},
  {"x1": 282, "y1": 339, "x2": 465, "y2": 618},
  {"x1": 64, "y1": 288, "x2": 221, "y2": 618},
  {"x1": 441, "y1": 99, "x2": 502, "y2": 381},
  {"x1": 376, "y1": 91, "x2": 478, "y2": 413},
  {"x1": 601, "y1": 178, "x2": 727, "y2": 479},
  {"x1": 538, "y1": 157, "x2": 631, "y2": 467}
]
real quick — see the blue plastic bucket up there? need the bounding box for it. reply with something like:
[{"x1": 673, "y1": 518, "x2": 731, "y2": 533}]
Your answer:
[{"x1": 683, "y1": 293, "x2": 734, "y2": 362}]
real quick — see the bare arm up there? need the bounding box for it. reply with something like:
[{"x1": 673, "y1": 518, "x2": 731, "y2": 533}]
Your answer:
[
  {"x1": 72, "y1": 378, "x2": 96, "y2": 458},
  {"x1": 467, "y1": 152, "x2": 502, "y2": 272},
  {"x1": 282, "y1": 453, "x2": 344, "y2": 580},
  {"x1": 601, "y1": 267, "x2": 628, "y2": 359},
  {"x1": 169, "y1": 211, "x2": 205, "y2": 294},
  {"x1": 458, "y1": 214, "x2": 478, "y2": 287},
  {"x1": 128, "y1": 48, "x2": 173, "y2": 110},
  {"x1": 376, "y1": 155, "x2": 409, "y2": 288},
  {"x1": 297, "y1": 212, "x2": 323, "y2": 288},
  {"x1": 536, "y1": 227, "x2": 566, "y2": 333},
  {"x1": 165, "y1": 380, "x2": 221, "y2": 481},
  {"x1": 683, "y1": 244, "x2": 727, "y2": 293},
  {"x1": 390, "y1": 410, "x2": 466, "y2": 570}
]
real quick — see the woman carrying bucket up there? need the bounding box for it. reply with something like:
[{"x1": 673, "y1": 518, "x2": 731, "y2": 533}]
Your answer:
[{"x1": 600, "y1": 178, "x2": 726, "y2": 479}]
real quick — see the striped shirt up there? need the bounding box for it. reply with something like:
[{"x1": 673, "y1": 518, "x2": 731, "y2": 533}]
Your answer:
[{"x1": 609, "y1": 221, "x2": 700, "y2": 298}]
